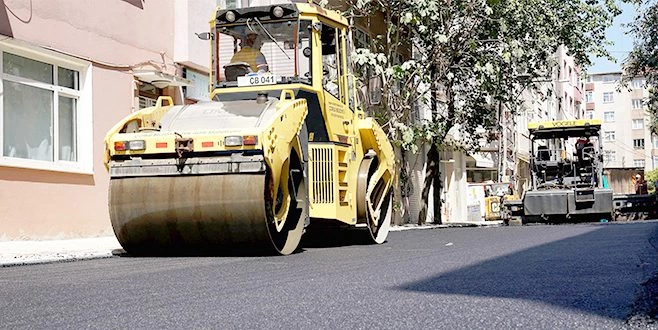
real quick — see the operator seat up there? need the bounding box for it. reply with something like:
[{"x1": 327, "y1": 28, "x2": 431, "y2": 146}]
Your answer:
[
  {"x1": 534, "y1": 146, "x2": 563, "y2": 184},
  {"x1": 537, "y1": 146, "x2": 550, "y2": 161},
  {"x1": 224, "y1": 62, "x2": 251, "y2": 81},
  {"x1": 576, "y1": 143, "x2": 595, "y2": 184}
]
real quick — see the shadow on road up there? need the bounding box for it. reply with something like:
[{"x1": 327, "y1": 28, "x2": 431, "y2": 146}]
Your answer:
[
  {"x1": 398, "y1": 223, "x2": 658, "y2": 321},
  {"x1": 301, "y1": 224, "x2": 374, "y2": 248}
]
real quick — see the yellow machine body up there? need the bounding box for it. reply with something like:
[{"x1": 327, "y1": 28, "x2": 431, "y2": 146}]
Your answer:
[{"x1": 103, "y1": 2, "x2": 395, "y2": 255}]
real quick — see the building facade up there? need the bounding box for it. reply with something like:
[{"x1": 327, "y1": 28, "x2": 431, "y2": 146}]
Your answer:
[
  {"x1": 555, "y1": 45, "x2": 584, "y2": 121},
  {"x1": 586, "y1": 72, "x2": 657, "y2": 175},
  {"x1": 0, "y1": 0, "x2": 223, "y2": 240}
]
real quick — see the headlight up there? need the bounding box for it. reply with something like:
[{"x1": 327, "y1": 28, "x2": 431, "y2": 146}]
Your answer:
[
  {"x1": 271, "y1": 6, "x2": 284, "y2": 18},
  {"x1": 224, "y1": 135, "x2": 258, "y2": 147},
  {"x1": 225, "y1": 10, "x2": 237, "y2": 23},
  {"x1": 224, "y1": 136, "x2": 243, "y2": 147},
  {"x1": 114, "y1": 140, "x2": 146, "y2": 151}
]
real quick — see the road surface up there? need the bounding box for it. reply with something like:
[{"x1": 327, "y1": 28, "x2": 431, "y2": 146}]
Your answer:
[{"x1": 1, "y1": 221, "x2": 657, "y2": 329}]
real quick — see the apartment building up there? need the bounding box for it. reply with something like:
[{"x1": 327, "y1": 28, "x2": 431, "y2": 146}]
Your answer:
[
  {"x1": 513, "y1": 80, "x2": 557, "y2": 193},
  {"x1": 508, "y1": 46, "x2": 584, "y2": 195},
  {"x1": 585, "y1": 72, "x2": 657, "y2": 173},
  {"x1": 555, "y1": 45, "x2": 584, "y2": 121},
  {"x1": 0, "y1": 0, "x2": 233, "y2": 240}
]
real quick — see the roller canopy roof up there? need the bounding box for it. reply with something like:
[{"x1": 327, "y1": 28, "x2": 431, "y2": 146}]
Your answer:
[{"x1": 528, "y1": 119, "x2": 602, "y2": 139}]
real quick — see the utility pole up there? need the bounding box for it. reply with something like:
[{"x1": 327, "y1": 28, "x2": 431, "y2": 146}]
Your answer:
[{"x1": 498, "y1": 101, "x2": 507, "y2": 182}]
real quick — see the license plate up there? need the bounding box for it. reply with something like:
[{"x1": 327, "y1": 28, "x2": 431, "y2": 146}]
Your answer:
[{"x1": 237, "y1": 75, "x2": 278, "y2": 87}]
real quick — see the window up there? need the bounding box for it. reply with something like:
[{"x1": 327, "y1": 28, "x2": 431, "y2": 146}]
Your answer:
[
  {"x1": 1, "y1": 48, "x2": 90, "y2": 173},
  {"x1": 215, "y1": 20, "x2": 312, "y2": 85},
  {"x1": 632, "y1": 79, "x2": 645, "y2": 89},
  {"x1": 585, "y1": 111, "x2": 594, "y2": 119},
  {"x1": 632, "y1": 119, "x2": 644, "y2": 130},
  {"x1": 321, "y1": 24, "x2": 342, "y2": 100},
  {"x1": 634, "y1": 159, "x2": 645, "y2": 168},
  {"x1": 585, "y1": 91, "x2": 593, "y2": 103},
  {"x1": 654, "y1": 156, "x2": 658, "y2": 167},
  {"x1": 603, "y1": 92, "x2": 614, "y2": 103},
  {"x1": 353, "y1": 28, "x2": 371, "y2": 50},
  {"x1": 654, "y1": 136, "x2": 658, "y2": 147},
  {"x1": 604, "y1": 111, "x2": 615, "y2": 122},
  {"x1": 603, "y1": 150, "x2": 616, "y2": 162},
  {"x1": 563, "y1": 92, "x2": 568, "y2": 111},
  {"x1": 218, "y1": 0, "x2": 239, "y2": 8},
  {"x1": 632, "y1": 99, "x2": 643, "y2": 109},
  {"x1": 604, "y1": 131, "x2": 616, "y2": 141},
  {"x1": 634, "y1": 139, "x2": 645, "y2": 149}
]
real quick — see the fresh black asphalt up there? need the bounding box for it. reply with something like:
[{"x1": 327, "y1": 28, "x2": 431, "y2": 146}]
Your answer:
[{"x1": 1, "y1": 221, "x2": 657, "y2": 329}]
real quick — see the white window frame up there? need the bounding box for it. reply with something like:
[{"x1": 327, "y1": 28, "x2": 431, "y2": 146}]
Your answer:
[
  {"x1": 602, "y1": 92, "x2": 614, "y2": 103},
  {"x1": 585, "y1": 91, "x2": 593, "y2": 103},
  {"x1": 603, "y1": 75, "x2": 618, "y2": 83},
  {"x1": 604, "y1": 150, "x2": 616, "y2": 162},
  {"x1": 0, "y1": 41, "x2": 92, "y2": 174},
  {"x1": 632, "y1": 119, "x2": 644, "y2": 130},
  {"x1": 634, "y1": 159, "x2": 645, "y2": 168},
  {"x1": 632, "y1": 99, "x2": 643, "y2": 109},
  {"x1": 654, "y1": 136, "x2": 658, "y2": 148},
  {"x1": 218, "y1": 0, "x2": 240, "y2": 9},
  {"x1": 633, "y1": 139, "x2": 645, "y2": 150},
  {"x1": 585, "y1": 111, "x2": 594, "y2": 119},
  {"x1": 604, "y1": 131, "x2": 616, "y2": 141},
  {"x1": 604, "y1": 111, "x2": 615, "y2": 122},
  {"x1": 632, "y1": 79, "x2": 644, "y2": 89}
]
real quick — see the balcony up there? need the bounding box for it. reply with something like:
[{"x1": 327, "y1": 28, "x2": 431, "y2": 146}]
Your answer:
[{"x1": 479, "y1": 139, "x2": 499, "y2": 152}]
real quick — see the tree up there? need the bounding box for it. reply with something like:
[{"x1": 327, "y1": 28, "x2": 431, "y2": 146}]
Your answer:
[
  {"x1": 625, "y1": 0, "x2": 658, "y2": 135},
  {"x1": 646, "y1": 168, "x2": 658, "y2": 193},
  {"x1": 342, "y1": 0, "x2": 624, "y2": 224}
]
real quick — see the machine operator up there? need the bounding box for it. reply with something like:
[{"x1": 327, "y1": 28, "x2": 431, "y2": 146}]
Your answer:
[{"x1": 230, "y1": 30, "x2": 268, "y2": 73}]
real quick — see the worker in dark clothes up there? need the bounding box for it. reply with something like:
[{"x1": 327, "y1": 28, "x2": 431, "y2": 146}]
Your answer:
[{"x1": 635, "y1": 174, "x2": 648, "y2": 195}]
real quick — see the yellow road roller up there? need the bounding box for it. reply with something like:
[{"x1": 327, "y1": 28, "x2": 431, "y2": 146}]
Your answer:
[{"x1": 103, "y1": 2, "x2": 395, "y2": 255}]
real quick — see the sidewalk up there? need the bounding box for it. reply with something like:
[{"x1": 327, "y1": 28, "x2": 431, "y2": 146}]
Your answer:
[
  {"x1": 0, "y1": 221, "x2": 502, "y2": 267},
  {"x1": 0, "y1": 236, "x2": 122, "y2": 267}
]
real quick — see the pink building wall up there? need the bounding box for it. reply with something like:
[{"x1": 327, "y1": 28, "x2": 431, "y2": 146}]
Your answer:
[{"x1": 0, "y1": 0, "x2": 178, "y2": 240}]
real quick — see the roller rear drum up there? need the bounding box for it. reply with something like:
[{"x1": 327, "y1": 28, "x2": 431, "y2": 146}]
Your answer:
[{"x1": 109, "y1": 171, "x2": 305, "y2": 255}]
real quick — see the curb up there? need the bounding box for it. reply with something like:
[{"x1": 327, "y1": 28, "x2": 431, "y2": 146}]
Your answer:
[
  {"x1": 390, "y1": 221, "x2": 504, "y2": 231},
  {"x1": 1, "y1": 252, "x2": 115, "y2": 268},
  {"x1": 1, "y1": 222, "x2": 502, "y2": 267}
]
